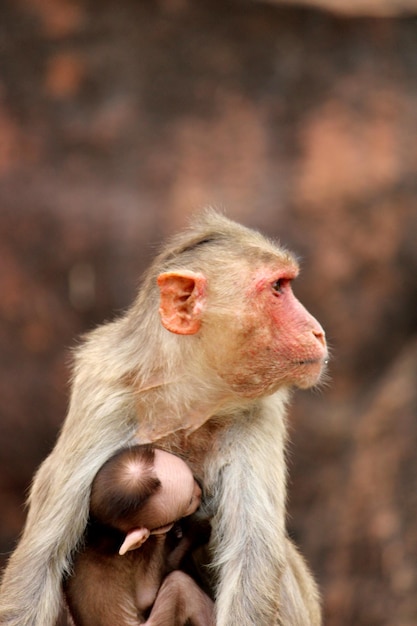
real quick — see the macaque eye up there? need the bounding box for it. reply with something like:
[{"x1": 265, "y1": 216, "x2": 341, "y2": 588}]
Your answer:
[{"x1": 272, "y1": 279, "x2": 285, "y2": 294}]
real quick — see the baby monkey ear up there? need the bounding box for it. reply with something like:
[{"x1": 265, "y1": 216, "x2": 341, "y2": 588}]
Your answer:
[
  {"x1": 157, "y1": 271, "x2": 207, "y2": 335},
  {"x1": 119, "y1": 528, "x2": 150, "y2": 556}
]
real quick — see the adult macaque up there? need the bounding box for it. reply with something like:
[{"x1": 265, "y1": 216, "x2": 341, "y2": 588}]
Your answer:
[
  {"x1": 64, "y1": 445, "x2": 214, "y2": 626},
  {"x1": 0, "y1": 210, "x2": 327, "y2": 626}
]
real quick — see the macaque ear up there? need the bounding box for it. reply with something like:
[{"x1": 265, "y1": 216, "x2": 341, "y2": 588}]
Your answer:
[
  {"x1": 157, "y1": 271, "x2": 207, "y2": 335},
  {"x1": 119, "y1": 528, "x2": 150, "y2": 556}
]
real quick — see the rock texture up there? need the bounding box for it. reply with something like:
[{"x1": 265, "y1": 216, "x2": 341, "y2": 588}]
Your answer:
[
  {"x1": 0, "y1": 1, "x2": 416, "y2": 624},
  {"x1": 265, "y1": 0, "x2": 417, "y2": 17}
]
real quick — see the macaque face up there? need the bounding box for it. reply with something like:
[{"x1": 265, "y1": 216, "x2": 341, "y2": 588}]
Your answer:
[
  {"x1": 203, "y1": 259, "x2": 328, "y2": 397},
  {"x1": 138, "y1": 449, "x2": 201, "y2": 533}
]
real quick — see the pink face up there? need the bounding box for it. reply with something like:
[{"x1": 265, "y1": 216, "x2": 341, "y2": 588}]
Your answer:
[{"x1": 206, "y1": 260, "x2": 328, "y2": 397}]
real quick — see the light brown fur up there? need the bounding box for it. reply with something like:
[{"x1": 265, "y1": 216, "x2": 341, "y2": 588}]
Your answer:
[{"x1": 0, "y1": 210, "x2": 326, "y2": 625}]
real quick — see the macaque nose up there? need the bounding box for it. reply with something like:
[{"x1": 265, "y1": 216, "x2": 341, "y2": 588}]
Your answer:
[{"x1": 313, "y1": 328, "x2": 326, "y2": 348}]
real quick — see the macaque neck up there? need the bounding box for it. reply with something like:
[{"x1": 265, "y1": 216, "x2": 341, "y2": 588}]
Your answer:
[{"x1": 134, "y1": 368, "x2": 245, "y2": 443}]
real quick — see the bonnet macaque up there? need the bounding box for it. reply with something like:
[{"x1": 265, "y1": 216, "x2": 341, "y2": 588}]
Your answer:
[
  {"x1": 0, "y1": 210, "x2": 327, "y2": 626},
  {"x1": 64, "y1": 445, "x2": 213, "y2": 626}
]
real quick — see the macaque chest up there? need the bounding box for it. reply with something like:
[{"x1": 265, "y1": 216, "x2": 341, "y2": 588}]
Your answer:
[{"x1": 154, "y1": 416, "x2": 231, "y2": 484}]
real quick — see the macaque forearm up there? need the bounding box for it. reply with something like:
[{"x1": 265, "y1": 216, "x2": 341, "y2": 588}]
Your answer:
[{"x1": 209, "y1": 394, "x2": 288, "y2": 626}]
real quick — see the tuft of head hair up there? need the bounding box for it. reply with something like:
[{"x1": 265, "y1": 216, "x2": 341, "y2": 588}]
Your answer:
[
  {"x1": 155, "y1": 208, "x2": 292, "y2": 271},
  {"x1": 135, "y1": 208, "x2": 296, "y2": 308},
  {"x1": 90, "y1": 445, "x2": 161, "y2": 529}
]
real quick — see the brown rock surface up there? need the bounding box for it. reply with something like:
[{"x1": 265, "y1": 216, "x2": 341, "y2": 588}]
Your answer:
[
  {"x1": 264, "y1": 0, "x2": 417, "y2": 17},
  {"x1": 0, "y1": 1, "x2": 416, "y2": 624},
  {"x1": 328, "y1": 340, "x2": 417, "y2": 625}
]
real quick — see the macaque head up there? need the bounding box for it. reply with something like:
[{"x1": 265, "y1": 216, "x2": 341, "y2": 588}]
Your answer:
[
  {"x1": 157, "y1": 212, "x2": 328, "y2": 398},
  {"x1": 137, "y1": 448, "x2": 202, "y2": 531},
  {"x1": 118, "y1": 449, "x2": 201, "y2": 555},
  {"x1": 90, "y1": 446, "x2": 201, "y2": 556}
]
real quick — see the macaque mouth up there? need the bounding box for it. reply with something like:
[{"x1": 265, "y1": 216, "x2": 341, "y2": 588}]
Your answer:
[
  {"x1": 151, "y1": 522, "x2": 175, "y2": 535},
  {"x1": 297, "y1": 358, "x2": 326, "y2": 365}
]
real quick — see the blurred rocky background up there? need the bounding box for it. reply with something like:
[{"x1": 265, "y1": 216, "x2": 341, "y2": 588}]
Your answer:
[{"x1": 0, "y1": 0, "x2": 416, "y2": 624}]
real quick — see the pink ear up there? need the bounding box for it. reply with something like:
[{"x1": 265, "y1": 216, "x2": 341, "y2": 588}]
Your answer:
[
  {"x1": 119, "y1": 528, "x2": 150, "y2": 555},
  {"x1": 157, "y1": 271, "x2": 206, "y2": 335}
]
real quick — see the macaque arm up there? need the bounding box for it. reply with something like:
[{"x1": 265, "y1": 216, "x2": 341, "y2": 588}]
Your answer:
[
  {"x1": 119, "y1": 528, "x2": 150, "y2": 555},
  {"x1": 210, "y1": 393, "x2": 289, "y2": 626},
  {"x1": 279, "y1": 539, "x2": 322, "y2": 625},
  {"x1": 166, "y1": 518, "x2": 211, "y2": 570},
  {"x1": 166, "y1": 534, "x2": 194, "y2": 570}
]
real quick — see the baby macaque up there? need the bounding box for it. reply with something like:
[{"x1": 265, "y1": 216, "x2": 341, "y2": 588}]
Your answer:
[{"x1": 64, "y1": 445, "x2": 214, "y2": 626}]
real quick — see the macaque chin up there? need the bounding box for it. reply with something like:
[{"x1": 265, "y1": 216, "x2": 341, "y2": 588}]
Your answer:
[{"x1": 64, "y1": 445, "x2": 214, "y2": 626}]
